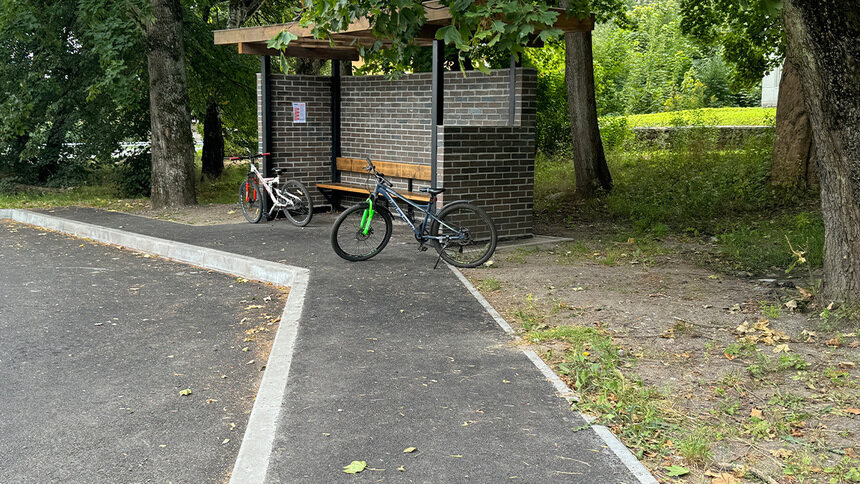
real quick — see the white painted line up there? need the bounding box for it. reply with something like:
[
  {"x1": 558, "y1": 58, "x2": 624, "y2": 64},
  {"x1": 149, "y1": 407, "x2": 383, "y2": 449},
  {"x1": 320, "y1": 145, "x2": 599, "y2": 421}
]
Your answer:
[
  {"x1": 1, "y1": 209, "x2": 306, "y2": 484},
  {"x1": 447, "y1": 261, "x2": 657, "y2": 484},
  {"x1": 592, "y1": 425, "x2": 659, "y2": 484}
]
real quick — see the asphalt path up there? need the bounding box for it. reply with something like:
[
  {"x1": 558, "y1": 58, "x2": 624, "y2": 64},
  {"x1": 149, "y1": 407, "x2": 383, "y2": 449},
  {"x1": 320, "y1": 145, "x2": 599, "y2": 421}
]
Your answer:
[
  {"x1": 0, "y1": 221, "x2": 282, "y2": 484},
  {"x1": 31, "y1": 207, "x2": 643, "y2": 483}
]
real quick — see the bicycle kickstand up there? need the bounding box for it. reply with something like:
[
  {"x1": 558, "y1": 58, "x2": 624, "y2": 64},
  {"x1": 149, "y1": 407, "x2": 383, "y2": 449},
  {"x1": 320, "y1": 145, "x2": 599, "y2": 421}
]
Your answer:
[{"x1": 433, "y1": 242, "x2": 448, "y2": 270}]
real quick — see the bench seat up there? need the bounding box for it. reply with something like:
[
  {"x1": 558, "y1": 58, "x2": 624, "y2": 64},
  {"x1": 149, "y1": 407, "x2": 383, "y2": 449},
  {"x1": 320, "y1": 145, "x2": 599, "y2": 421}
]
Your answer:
[
  {"x1": 316, "y1": 157, "x2": 433, "y2": 208},
  {"x1": 316, "y1": 182, "x2": 430, "y2": 202}
]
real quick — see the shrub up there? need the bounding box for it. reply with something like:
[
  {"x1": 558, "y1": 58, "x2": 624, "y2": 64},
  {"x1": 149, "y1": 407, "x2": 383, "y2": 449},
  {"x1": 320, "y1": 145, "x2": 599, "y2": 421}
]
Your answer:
[{"x1": 115, "y1": 150, "x2": 151, "y2": 198}]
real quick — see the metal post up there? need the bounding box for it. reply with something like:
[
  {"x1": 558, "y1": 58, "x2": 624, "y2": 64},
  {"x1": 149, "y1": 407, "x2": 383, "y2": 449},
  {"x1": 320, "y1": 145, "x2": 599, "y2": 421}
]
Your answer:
[
  {"x1": 509, "y1": 54, "x2": 516, "y2": 126},
  {"x1": 331, "y1": 60, "x2": 342, "y2": 182},
  {"x1": 260, "y1": 56, "x2": 273, "y2": 177},
  {"x1": 430, "y1": 39, "x2": 444, "y2": 189}
]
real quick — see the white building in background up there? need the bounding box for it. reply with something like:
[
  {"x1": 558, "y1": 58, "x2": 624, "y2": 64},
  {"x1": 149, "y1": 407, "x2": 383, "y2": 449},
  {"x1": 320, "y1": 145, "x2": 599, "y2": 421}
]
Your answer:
[{"x1": 761, "y1": 64, "x2": 783, "y2": 107}]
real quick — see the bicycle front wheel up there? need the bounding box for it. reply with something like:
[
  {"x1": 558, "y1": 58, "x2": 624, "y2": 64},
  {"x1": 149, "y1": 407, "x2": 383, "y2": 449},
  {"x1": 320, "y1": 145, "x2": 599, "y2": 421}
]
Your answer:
[
  {"x1": 430, "y1": 202, "x2": 497, "y2": 268},
  {"x1": 239, "y1": 179, "x2": 265, "y2": 224},
  {"x1": 331, "y1": 202, "x2": 393, "y2": 262},
  {"x1": 282, "y1": 180, "x2": 313, "y2": 227}
]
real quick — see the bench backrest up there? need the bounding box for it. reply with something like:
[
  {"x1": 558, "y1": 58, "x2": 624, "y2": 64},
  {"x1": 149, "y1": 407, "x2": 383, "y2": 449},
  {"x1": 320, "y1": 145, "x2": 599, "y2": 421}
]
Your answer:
[{"x1": 336, "y1": 157, "x2": 431, "y2": 181}]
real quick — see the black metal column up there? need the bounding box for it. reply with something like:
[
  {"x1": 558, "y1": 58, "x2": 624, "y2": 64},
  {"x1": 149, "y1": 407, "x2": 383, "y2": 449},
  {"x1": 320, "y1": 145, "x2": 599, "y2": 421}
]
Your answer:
[
  {"x1": 430, "y1": 39, "x2": 445, "y2": 189},
  {"x1": 509, "y1": 54, "x2": 517, "y2": 126},
  {"x1": 260, "y1": 56, "x2": 273, "y2": 177},
  {"x1": 331, "y1": 60, "x2": 342, "y2": 182}
]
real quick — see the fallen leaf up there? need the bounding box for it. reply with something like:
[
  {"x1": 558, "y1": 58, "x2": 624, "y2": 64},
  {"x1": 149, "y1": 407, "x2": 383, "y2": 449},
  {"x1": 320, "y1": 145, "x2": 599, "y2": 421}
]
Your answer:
[
  {"x1": 227, "y1": 210, "x2": 236, "y2": 215},
  {"x1": 222, "y1": 438, "x2": 230, "y2": 444},
  {"x1": 771, "y1": 448, "x2": 793, "y2": 459},
  {"x1": 244, "y1": 305, "x2": 263, "y2": 309},
  {"x1": 750, "y1": 408, "x2": 763, "y2": 419},
  {"x1": 398, "y1": 465, "x2": 405, "y2": 472},
  {"x1": 839, "y1": 362, "x2": 856, "y2": 369},
  {"x1": 343, "y1": 461, "x2": 366, "y2": 474},
  {"x1": 826, "y1": 337, "x2": 842, "y2": 347},
  {"x1": 798, "y1": 287, "x2": 813, "y2": 300},
  {"x1": 773, "y1": 344, "x2": 791, "y2": 353},
  {"x1": 785, "y1": 300, "x2": 798, "y2": 310},
  {"x1": 664, "y1": 465, "x2": 690, "y2": 477},
  {"x1": 403, "y1": 447, "x2": 417, "y2": 453},
  {"x1": 179, "y1": 389, "x2": 192, "y2": 396},
  {"x1": 845, "y1": 408, "x2": 860, "y2": 415},
  {"x1": 711, "y1": 472, "x2": 738, "y2": 484},
  {"x1": 724, "y1": 352, "x2": 736, "y2": 360}
]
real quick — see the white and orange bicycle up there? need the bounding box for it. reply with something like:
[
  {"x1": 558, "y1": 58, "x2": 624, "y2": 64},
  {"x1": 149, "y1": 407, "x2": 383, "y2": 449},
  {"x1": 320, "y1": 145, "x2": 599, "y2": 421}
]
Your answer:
[{"x1": 234, "y1": 152, "x2": 313, "y2": 226}]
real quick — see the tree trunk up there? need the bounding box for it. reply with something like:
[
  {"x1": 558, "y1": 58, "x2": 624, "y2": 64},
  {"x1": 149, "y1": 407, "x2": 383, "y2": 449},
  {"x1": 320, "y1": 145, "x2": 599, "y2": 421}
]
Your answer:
[
  {"x1": 201, "y1": 101, "x2": 224, "y2": 179},
  {"x1": 146, "y1": 0, "x2": 196, "y2": 207},
  {"x1": 782, "y1": 0, "x2": 860, "y2": 303},
  {"x1": 226, "y1": 0, "x2": 265, "y2": 29},
  {"x1": 771, "y1": 46, "x2": 818, "y2": 188},
  {"x1": 564, "y1": 31, "x2": 612, "y2": 197}
]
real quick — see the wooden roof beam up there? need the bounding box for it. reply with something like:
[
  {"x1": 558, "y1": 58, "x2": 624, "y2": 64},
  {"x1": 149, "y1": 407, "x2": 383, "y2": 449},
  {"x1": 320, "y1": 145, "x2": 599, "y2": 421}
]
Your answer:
[{"x1": 237, "y1": 42, "x2": 360, "y2": 61}]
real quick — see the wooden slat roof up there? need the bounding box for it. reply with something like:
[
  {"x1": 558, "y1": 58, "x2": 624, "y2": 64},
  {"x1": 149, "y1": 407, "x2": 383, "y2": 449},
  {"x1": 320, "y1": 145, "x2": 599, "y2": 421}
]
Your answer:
[{"x1": 213, "y1": 1, "x2": 593, "y2": 59}]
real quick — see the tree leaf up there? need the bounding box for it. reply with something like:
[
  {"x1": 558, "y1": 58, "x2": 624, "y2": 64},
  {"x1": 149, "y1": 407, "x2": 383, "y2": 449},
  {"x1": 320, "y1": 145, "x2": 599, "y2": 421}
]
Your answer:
[
  {"x1": 665, "y1": 465, "x2": 690, "y2": 477},
  {"x1": 343, "y1": 460, "x2": 367, "y2": 474},
  {"x1": 403, "y1": 447, "x2": 417, "y2": 453},
  {"x1": 179, "y1": 388, "x2": 192, "y2": 396}
]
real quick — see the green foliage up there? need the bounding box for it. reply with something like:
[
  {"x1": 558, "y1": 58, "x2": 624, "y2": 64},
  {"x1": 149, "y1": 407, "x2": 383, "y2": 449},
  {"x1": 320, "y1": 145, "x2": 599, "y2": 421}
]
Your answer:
[
  {"x1": 618, "y1": 107, "x2": 776, "y2": 128},
  {"x1": 115, "y1": 150, "x2": 152, "y2": 198},
  {"x1": 679, "y1": 0, "x2": 784, "y2": 87},
  {"x1": 0, "y1": 0, "x2": 149, "y2": 185}
]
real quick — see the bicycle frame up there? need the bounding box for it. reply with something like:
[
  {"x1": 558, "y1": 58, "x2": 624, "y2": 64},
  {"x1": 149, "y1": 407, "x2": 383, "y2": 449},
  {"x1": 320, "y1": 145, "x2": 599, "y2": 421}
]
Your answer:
[
  {"x1": 367, "y1": 180, "x2": 465, "y2": 244},
  {"x1": 246, "y1": 161, "x2": 303, "y2": 216}
]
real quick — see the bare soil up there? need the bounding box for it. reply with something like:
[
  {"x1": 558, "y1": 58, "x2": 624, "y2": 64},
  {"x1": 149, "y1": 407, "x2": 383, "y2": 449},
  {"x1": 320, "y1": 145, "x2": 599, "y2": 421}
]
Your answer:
[{"x1": 463, "y1": 227, "x2": 859, "y2": 483}]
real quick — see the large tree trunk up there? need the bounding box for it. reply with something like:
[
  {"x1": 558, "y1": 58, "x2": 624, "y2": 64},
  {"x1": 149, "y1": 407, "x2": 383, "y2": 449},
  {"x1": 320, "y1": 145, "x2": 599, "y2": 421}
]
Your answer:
[
  {"x1": 564, "y1": 31, "x2": 612, "y2": 197},
  {"x1": 146, "y1": 0, "x2": 196, "y2": 207},
  {"x1": 771, "y1": 46, "x2": 818, "y2": 188},
  {"x1": 201, "y1": 101, "x2": 224, "y2": 179},
  {"x1": 782, "y1": 0, "x2": 860, "y2": 303}
]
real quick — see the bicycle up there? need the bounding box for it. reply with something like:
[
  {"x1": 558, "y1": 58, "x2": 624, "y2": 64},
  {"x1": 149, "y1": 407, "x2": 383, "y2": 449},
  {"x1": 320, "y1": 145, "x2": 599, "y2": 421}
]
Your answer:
[
  {"x1": 330, "y1": 158, "x2": 497, "y2": 268},
  {"x1": 234, "y1": 152, "x2": 314, "y2": 226}
]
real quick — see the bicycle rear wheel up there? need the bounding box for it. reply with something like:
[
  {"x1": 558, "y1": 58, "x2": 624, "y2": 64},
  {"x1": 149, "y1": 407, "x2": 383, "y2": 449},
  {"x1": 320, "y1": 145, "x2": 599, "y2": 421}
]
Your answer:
[
  {"x1": 331, "y1": 202, "x2": 393, "y2": 262},
  {"x1": 282, "y1": 180, "x2": 313, "y2": 227},
  {"x1": 430, "y1": 202, "x2": 497, "y2": 268},
  {"x1": 239, "y1": 179, "x2": 265, "y2": 224}
]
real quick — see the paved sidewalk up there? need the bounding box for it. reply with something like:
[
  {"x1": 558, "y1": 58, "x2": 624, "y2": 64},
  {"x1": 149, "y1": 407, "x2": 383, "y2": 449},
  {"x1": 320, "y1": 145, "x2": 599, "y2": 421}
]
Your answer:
[
  {"x1": 27, "y1": 207, "x2": 648, "y2": 483},
  {"x1": 0, "y1": 221, "x2": 283, "y2": 483}
]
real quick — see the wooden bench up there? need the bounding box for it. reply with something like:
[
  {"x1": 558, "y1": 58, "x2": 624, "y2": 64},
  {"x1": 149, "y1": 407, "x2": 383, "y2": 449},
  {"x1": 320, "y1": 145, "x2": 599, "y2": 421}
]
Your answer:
[{"x1": 316, "y1": 157, "x2": 432, "y2": 209}]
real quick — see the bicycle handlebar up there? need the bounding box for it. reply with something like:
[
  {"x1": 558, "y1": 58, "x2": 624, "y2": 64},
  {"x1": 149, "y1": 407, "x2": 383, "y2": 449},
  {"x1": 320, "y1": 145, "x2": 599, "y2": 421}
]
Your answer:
[
  {"x1": 229, "y1": 152, "x2": 270, "y2": 161},
  {"x1": 365, "y1": 157, "x2": 393, "y2": 187}
]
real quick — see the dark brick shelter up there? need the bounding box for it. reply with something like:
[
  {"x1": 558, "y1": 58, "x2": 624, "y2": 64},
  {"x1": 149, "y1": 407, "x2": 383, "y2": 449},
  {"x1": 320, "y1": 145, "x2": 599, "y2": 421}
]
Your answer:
[{"x1": 214, "y1": 2, "x2": 592, "y2": 239}]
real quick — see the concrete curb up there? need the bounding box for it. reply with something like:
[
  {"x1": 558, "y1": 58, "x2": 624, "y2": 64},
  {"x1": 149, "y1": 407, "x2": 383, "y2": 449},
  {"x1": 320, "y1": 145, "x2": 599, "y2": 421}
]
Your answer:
[
  {"x1": 447, "y1": 262, "x2": 658, "y2": 484},
  {"x1": 1, "y1": 209, "x2": 305, "y2": 484}
]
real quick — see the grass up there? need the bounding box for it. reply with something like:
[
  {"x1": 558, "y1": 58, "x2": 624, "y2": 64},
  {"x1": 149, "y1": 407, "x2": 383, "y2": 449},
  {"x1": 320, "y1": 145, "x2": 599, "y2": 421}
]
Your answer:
[
  {"x1": 608, "y1": 107, "x2": 777, "y2": 128},
  {"x1": 535, "y1": 125, "x2": 824, "y2": 275},
  {"x1": 0, "y1": 160, "x2": 245, "y2": 210}
]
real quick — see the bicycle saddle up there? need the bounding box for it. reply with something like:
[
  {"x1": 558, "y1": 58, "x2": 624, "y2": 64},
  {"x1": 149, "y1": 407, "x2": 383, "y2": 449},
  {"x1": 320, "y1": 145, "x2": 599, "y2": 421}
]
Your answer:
[
  {"x1": 275, "y1": 168, "x2": 289, "y2": 175},
  {"x1": 419, "y1": 187, "x2": 445, "y2": 195}
]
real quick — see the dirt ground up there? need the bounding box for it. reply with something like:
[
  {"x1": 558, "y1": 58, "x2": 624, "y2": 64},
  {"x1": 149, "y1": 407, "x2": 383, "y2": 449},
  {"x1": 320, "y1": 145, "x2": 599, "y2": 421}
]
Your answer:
[
  {"x1": 127, "y1": 202, "x2": 247, "y2": 225},
  {"x1": 463, "y1": 226, "x2": 859, "y2": 483}
]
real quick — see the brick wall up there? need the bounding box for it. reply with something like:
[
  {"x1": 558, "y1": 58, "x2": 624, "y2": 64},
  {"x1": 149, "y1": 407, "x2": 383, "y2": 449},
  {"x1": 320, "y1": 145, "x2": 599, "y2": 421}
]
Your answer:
[
  {"x1": 259, "y1": 68, "x2": 537, "y2": 237},
  {"x1": 437, "y1": 126, "x2": 535, "y2": 240},
  {"x1": 261, "y1": 74, "x2": 333, "y2": 208}
]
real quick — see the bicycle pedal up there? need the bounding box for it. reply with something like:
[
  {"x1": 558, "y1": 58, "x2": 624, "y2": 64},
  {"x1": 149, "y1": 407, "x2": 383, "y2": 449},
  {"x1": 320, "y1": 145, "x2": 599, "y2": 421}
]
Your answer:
[{"x1": 418, "y1": 244, "x2": 429, "y2": 252}]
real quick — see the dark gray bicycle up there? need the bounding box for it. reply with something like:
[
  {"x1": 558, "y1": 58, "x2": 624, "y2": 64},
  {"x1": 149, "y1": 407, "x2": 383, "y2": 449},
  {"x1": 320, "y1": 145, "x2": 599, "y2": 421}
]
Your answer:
[{"x1": 330, "y1": 158, "x2": 497, "y2": 268}]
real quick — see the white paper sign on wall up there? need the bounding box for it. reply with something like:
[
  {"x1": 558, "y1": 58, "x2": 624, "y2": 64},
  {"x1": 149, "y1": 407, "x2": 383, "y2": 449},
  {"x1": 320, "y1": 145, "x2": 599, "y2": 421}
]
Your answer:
[{"x1": 292, "y1": 102, "x2": 307, "y2": 123}]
